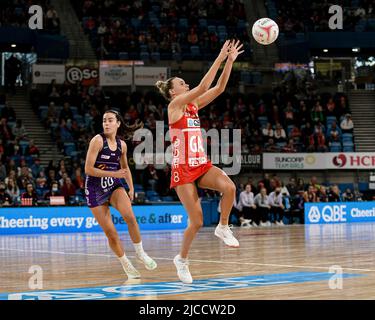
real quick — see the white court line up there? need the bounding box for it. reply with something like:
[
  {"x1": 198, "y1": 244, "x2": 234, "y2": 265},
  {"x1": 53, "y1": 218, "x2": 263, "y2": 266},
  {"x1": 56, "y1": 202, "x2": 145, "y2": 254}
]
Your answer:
[{"x1": 1, "y1": 247, "x2": 375, "y2": 273}]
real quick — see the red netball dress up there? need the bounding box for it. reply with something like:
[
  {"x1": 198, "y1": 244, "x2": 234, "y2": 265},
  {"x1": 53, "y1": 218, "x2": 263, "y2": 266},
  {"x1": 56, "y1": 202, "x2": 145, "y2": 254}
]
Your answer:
[{"x1": 169, "y1": 103, "x2": 213, "y2": 188}]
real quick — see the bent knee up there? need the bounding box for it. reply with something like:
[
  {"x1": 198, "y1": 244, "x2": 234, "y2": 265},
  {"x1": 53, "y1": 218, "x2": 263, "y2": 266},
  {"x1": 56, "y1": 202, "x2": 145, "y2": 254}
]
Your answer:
[
  {"x1": 222, "y1": 181, "x2": 236, "y2": 195},
  {"x1": 189, "y1": 216, "x2": 203, "y2": 230}
]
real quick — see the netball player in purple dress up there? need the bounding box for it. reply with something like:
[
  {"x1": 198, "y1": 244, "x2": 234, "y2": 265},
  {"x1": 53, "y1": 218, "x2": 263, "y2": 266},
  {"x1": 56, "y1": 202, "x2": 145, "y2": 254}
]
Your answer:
[{"x1": 84, "y1": 110, "x2": 157, "y2": 279}]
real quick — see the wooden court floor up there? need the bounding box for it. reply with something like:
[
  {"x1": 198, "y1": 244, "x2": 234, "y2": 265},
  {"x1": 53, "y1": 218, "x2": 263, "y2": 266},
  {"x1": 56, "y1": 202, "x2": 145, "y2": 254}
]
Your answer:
[{"x1": 1, "y1": 223, "x2": 375, "y2": 299}]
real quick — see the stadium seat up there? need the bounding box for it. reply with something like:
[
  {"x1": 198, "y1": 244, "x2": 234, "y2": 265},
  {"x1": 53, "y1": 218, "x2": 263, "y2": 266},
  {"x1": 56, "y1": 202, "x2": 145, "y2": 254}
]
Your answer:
[
  {"x1": 118, "y1": 52, "x2": 129, "y2": 60},
  {"x1": 140, "y1": 51, "x2": 150, "y2": 61},
  {"x1": 64, "y1": 142, "x2": 76, "y2": 156},
  {"x1": 162, "y1": 196, "x2": 174, "y2": 202},
  {"x1": 190, "y1": 45, "x2": 201, "y2": 58},
  {"x1": 151, "y1": 52, "x2": 161, "y2": 61},
  {"x1": 207, "y1": 25, "x2": 216, "y2": 34}
]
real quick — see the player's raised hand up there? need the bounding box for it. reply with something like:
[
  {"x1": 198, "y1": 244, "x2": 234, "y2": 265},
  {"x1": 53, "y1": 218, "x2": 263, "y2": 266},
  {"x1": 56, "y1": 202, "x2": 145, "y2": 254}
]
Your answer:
[
  {"x1": 227, "y1": 40, "x2": 244, "y2": 62},
  {"x1": 217, "y1": 40, "x2": 231, "y2": 62}
]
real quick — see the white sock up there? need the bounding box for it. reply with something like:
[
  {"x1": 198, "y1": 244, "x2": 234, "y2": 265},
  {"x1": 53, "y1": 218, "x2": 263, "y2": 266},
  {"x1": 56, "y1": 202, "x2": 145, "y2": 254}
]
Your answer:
[
  {"x1": 133, "y1": 241, "x2": 145, "y2": 256},
  {"x1": 218, "y1": 223, "x2": 228, "y2": 229},
  {"x1": 177, "y1": 254, "x2": 187, "y2": 263}
]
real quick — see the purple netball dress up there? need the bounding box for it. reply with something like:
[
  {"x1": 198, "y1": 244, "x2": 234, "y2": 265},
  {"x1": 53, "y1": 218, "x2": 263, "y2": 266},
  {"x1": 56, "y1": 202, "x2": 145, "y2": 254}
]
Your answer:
[{"x1": 85, "y1": 133, "x2": 124, "y2": 208}]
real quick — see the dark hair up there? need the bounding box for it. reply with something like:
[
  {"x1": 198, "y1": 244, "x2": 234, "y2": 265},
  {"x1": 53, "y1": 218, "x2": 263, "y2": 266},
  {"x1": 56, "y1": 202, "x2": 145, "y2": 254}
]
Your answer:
[
  {"x1": 155, "y1": 77, "x2": 176, "y2": 101},
  {"x1": 104, "y1": 110, "x2": 143, "y2": 140}
]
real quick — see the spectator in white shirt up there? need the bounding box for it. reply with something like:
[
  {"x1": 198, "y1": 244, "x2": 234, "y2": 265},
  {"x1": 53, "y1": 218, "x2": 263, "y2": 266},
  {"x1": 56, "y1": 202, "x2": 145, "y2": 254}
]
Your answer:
[
  {"x1": 254, "y1": 188, "x2": 271, "y2": 226},
  {"x1": 268, "y1": 187, "x2": 285, "y2": 225},
  {"x1": 340, "y1": 114, "x2": 354, "y2": 133},
  {"x1": 237, "y1": 184, "x2": 257, "y2": 227}
]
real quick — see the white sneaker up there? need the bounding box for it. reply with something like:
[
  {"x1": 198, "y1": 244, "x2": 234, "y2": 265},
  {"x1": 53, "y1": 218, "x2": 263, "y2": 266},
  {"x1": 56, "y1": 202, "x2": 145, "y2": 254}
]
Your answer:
[
  {"x1": 214, "y1": 224, "x2": 240, "y2": 247},
  {"x1": 173, "y1": 255, "x2": 193, "y2": 284},
  {"x1": 121, "y1": 258, "x2": 141, "y2": 279},
  {"x1": 251, "y1": 221, "x2": 258, "y2": 227},
  {"x1": 240, "y1": 221, "x2": 248, "y2": 227},
  {"x1": 266, "y1": 221, "x2": 272, "y2": 227},
  {"x1": 137, "y1": 252, "x2": 157, "y2": 270},
  {"x1": 244, "y1": 219, "x2": 252, "y2": 224},
  {"x1": 260, "y1": 221, "x2": 267, "y2": 227},
  {"x1": 279, "y1": 220, "x2": 285, "y2": 226},
  {"x1": 275, "y1": 221, "x2": 281, "y2": 226}
]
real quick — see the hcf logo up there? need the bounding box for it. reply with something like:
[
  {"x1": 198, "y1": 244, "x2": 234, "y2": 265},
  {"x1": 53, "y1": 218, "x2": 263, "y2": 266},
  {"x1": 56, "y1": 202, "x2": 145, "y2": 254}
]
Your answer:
[{"x1": 308, "y1": 205, "x2": 347, "y2": 223}]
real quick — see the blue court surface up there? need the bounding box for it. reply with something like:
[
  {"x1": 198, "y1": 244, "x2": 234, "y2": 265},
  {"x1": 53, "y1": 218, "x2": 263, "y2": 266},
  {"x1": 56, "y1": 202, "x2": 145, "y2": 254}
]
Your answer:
[{"x1": 1, "y1": 272, "x2": 363, "y2": 300}]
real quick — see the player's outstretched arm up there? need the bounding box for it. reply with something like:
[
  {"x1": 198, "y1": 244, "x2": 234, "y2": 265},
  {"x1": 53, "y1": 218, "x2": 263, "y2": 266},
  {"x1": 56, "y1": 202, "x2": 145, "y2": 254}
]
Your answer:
[
  {"x1": 169, "y1": 40, "x2": 231, "y2": 110},
  {"x1": 195, "y1": 40, "x2": 244, "y2": 110}
]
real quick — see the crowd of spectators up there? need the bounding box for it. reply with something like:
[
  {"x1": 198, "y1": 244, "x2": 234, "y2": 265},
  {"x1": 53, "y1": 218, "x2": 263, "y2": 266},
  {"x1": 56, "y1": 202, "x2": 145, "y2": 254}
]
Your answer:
[
  {"x1": 229, "y1": 174, "x2": 363, "y2": 227},
  {"x1": 71, "y1": 0, "x2": 251, "y2": 60},
  {"x1": 0, "y1": 0, "x2": 60, "y2": 34},
  {"x1": 267, "y1": 0, "x2": 375, "y2": 34},
  {"x1": 0, "y1": 92, "x2": 84, "y2": 207}
]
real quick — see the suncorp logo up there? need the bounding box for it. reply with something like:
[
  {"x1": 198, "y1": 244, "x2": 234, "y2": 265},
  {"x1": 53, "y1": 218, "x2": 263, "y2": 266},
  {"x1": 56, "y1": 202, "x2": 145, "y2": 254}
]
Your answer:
[
  {"x1": 333, "y1": 154, "x2": 347, "y2": 168},
  {"x1": 308, "y1": 205, "x2": 347, "y2": 223}
]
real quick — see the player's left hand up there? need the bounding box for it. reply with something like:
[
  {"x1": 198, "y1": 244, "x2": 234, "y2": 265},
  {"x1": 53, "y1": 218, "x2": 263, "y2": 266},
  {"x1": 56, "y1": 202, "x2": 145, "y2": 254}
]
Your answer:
[
  {"x1": 227, "y1": 40, "x2": 244, "y2": 62},
  {"x1": 128, "y1": 188, "x2": 134, "y2": 201}
]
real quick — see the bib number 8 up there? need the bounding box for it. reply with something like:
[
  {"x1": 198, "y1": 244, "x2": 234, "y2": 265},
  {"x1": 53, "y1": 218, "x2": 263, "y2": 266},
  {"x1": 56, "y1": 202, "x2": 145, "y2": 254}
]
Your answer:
[{"x1": 101, "y1": 177, "x2": 114, "y2": 189}]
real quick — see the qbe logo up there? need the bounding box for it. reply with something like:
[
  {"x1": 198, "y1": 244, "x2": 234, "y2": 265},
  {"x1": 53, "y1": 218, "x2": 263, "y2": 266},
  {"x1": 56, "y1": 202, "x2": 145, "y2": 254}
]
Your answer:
[{"x1": 308, "y1": 205, "x2": 347, "y2": 223}]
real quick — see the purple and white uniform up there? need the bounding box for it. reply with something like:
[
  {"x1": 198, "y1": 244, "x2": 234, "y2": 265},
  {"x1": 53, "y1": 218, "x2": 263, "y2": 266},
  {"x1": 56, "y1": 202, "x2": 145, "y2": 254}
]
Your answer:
[{"x1": 85, "y1": 133, "x2": 124, "y2": 208}]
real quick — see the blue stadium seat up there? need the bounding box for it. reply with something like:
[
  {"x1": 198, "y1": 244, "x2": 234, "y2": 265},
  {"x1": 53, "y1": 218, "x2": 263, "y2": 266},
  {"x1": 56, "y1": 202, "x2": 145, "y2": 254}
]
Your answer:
[
  {"x1": 134, "y1": 184, "x2": 144, "y2": 191},
  {"x1": 146, "y1": 191, "x2": 159, "y2": 197},
  {"x1": 198, "y1": 18, "x2": 207, "y2": 29},
  {"x1": 118, "y1": 52, "x2": 129, "y2": 60},
  {"x1": 326, "y1": 116, "x2": 337, "y2": 125},
  {"x1": 207, "y1": 25, "x2": 216, "y2": 34},
  {"x1": 64, "y1": 142, "x2": 76, "y2": 156},
  {"x1": 179, "y1": 18, "x2": 189, "y2": 30},
  {"x1": 358, "y1": 182, "x2": 368, "y2": 192},
  {"x1": 19, "y1": 140, "x2": 29, "y2": 155},
  {"x1": 140, "y1": 44, "x2": 148, "y2": 52},
  {"x1": 150, "y1": 196, "x2": 162, "y2": 202},
  {"x1": 217, "y1": 25, "x2": 227, "y2": 33},
  {"x1": 151, "y1": 52, "x2": 160, "y2": 61},
  {"x1": 342, "y1": 133, "x2": 353, "y2": 141},
  {"x1": 162, "y1": 196, "x2": 174, "y2": 202},
  {"x1": 190, "y1": 45, "x2": 201, "y2": 58},
  {"x1": 338, "y1": 183, "x2": 354, "y2": 192},
  {"x1": 140, "y1": 51, "x2": 150, "y2": 61}
]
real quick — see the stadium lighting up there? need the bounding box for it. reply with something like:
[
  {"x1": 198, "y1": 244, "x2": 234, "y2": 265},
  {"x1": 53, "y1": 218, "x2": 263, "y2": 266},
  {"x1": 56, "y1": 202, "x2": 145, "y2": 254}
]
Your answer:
[
  {"x1": 11, "y1": 44, "x2": 16, "y2": 48},
  {"x1": 323, "y1": 49, "x2": 328, "y2": 53},
  {"x1": 352, "y1": 48, "x2": 360, "y2": 52}
]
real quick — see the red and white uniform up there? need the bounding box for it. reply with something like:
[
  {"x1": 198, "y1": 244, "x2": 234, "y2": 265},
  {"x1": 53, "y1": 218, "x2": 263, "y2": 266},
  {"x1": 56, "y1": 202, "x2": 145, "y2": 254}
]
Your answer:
[{"x1": 169, "y1": 103, "x2": 212, "y2": 188}]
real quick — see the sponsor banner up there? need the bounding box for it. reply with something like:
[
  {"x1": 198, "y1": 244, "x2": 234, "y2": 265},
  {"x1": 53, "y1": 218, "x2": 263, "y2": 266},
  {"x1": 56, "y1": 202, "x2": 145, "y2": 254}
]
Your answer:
[
  {"x1": 66, "y1": 60, "x2": 99, "y2": 86},
  {"x1": 327, "y1": 153, "x2": 375, "y2": 169},
  {"x1": 32, "y1": 64, "x2": 65, "y2": 84},
  {"x1": 264, "y1": 153, "x2": 375, "y2": 170},
  {"x1": 305, "y1": 202, "x2": 375, "y2": 224},
  {"x1": 263, "y1": 153, "x2": 325, "y2": 170},
  {"x1": 99, "y1": 61, "x2": 132, "y2": 86},
  {"x1": 235, "y1": 154, "x2": 262, "y2": 169},
  {"x1": 134, "y1": 67, "x2": 168, "y2": 86},
  {"x1": 0, "y1": 205, "x2": 187, "y2": 235}
]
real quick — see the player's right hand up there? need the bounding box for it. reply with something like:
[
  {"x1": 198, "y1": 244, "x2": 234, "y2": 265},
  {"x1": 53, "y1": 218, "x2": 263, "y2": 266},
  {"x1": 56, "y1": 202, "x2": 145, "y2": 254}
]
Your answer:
[{"x1": 112, "y1": 169, "x2": 128, "y2": 178}]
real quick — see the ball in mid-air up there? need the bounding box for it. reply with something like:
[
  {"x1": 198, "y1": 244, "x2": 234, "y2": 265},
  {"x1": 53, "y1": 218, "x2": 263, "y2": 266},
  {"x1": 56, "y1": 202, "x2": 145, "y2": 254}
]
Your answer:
[{"x1": 252, "y1": 18, "x2": 279, "y2": 45}]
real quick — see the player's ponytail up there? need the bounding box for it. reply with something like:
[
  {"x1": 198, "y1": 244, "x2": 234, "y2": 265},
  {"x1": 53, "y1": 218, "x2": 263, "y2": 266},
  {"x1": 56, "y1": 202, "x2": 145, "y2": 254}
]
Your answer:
[
  {"x1": 104, "y1": 110, "x2": 143, "y2": 140},
  {"x1": 155, "y1": 77, "x2": 176, "y2": 101}
]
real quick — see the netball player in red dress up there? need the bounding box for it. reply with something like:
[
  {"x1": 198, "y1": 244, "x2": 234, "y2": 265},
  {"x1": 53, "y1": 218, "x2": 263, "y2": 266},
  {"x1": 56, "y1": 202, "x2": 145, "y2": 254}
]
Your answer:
[
  {"x1": 85, "y1": 110, "x2": 157, "y2": 279},
  {"x1": 156, "y1": 40, "x2": 244, "y2": 283}
]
